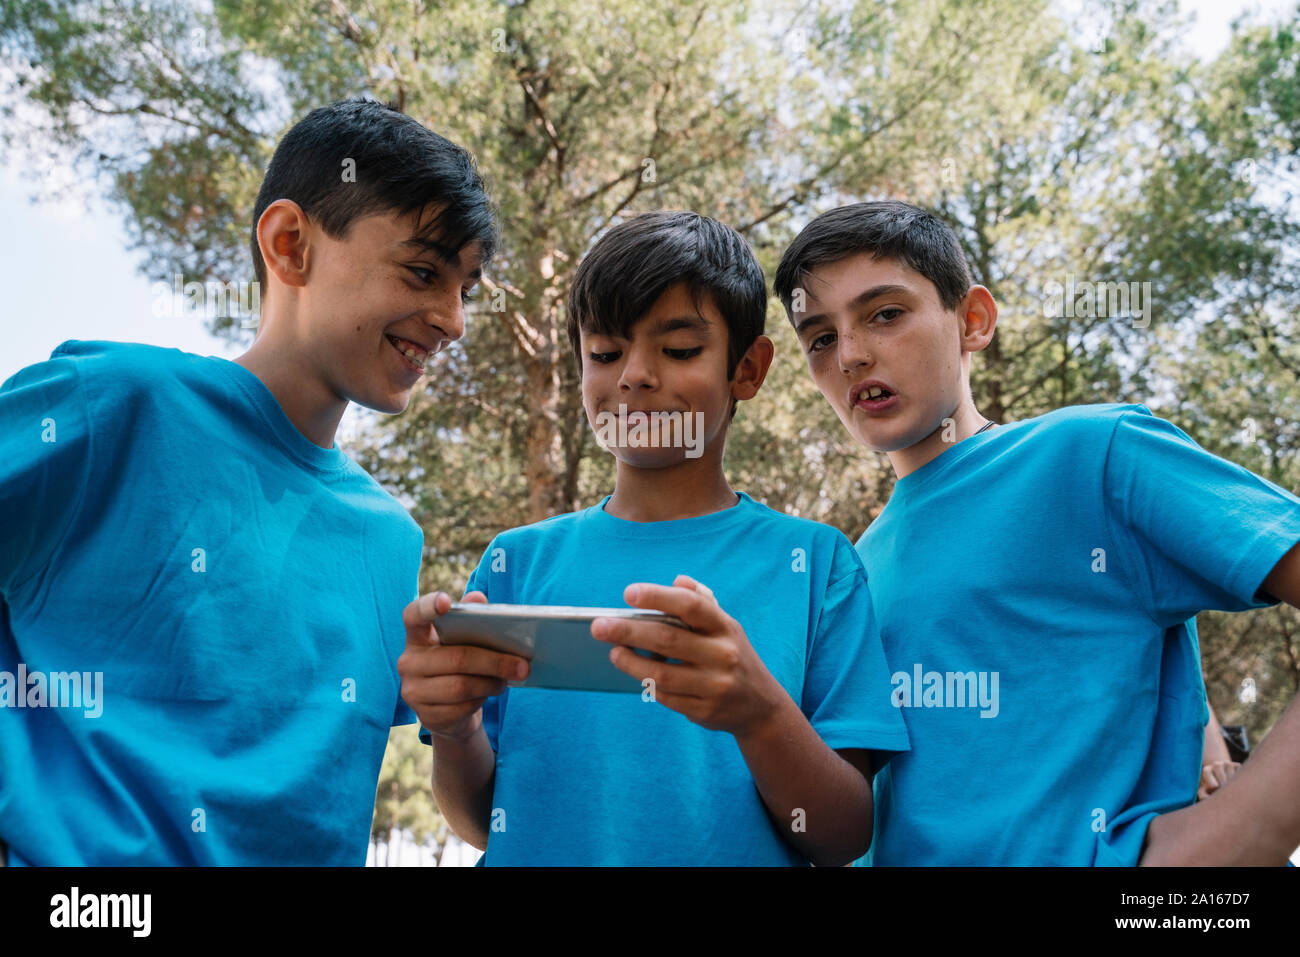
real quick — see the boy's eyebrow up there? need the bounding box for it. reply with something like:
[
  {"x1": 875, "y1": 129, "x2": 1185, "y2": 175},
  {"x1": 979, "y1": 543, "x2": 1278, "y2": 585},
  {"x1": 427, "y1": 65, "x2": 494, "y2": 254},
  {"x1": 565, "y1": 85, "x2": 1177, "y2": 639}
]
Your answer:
[
  {"x1": 397, "y1": 237, "x2": 484, "y2": 280},
  {"x1": 651, "y1": 315, "x2": 712, "y2": 335},
  {"x1": 793, "y1": 283, "x2": 912, "y2": 335},
  {"x1": 584, "y1": 315, "x2": 712, "y2": 342}
]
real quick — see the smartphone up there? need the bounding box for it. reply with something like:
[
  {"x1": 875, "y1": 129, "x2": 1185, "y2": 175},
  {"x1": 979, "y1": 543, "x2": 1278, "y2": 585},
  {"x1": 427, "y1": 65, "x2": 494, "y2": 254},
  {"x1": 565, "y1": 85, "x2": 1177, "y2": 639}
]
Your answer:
[{"x1": 436, "y1": 603, "x2": 689, "y2": 694}]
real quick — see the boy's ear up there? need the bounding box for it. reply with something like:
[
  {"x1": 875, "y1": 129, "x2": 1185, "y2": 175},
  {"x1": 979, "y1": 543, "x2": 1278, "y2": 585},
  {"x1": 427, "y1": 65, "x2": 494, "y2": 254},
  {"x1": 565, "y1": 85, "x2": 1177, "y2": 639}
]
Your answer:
[
  {"x1": 959, "y1": 285, "x2": 998, "y2": 354},
  {"x1": 730, "y1": 334, "x2": 775, "y2": 402},
  {"x1": 256, "y1": 199, "x2": 312, "y2": 289}
]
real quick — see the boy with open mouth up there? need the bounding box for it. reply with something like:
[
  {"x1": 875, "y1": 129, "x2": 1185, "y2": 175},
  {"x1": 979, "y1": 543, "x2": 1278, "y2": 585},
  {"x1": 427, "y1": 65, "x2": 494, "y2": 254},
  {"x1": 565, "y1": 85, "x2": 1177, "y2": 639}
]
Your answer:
[{"x1": 775, "y1": 200, "x2": 1300, "y2": 865}]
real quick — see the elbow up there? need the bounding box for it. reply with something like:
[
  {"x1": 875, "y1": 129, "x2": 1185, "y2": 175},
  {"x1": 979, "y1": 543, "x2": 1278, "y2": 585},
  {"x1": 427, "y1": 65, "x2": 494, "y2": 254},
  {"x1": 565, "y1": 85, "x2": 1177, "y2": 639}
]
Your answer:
[{"x1": 809, "y1": 826, "x2": 873, "y2": 868}]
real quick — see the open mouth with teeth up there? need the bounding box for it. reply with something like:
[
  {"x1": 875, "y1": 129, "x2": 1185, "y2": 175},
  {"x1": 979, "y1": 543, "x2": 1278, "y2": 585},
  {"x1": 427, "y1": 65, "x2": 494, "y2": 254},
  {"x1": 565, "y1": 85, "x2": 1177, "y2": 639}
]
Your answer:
[
  {"x1": 386, "y1": 334, "x2": 431, "y2": 375},
  {"x1": 856, "y1": 385, "x2": 895, "y2": 406}
]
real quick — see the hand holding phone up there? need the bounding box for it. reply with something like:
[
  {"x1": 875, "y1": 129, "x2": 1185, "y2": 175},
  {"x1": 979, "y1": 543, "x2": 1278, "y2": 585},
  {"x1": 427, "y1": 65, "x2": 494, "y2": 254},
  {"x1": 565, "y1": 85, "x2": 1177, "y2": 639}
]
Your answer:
[
  {"x1": 397, "y1": 591, "x2": 532, "y2": 739},
  {"x1": 435, "y1": 602, "x2": 689, "y2": 694}
]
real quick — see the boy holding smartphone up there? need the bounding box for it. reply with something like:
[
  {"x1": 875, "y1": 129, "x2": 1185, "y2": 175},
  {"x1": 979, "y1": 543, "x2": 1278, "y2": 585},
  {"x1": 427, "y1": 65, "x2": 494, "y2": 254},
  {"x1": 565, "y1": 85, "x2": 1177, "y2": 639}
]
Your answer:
[{"x1": 399, "y1": 212, "x2": 908, "y2": 865}]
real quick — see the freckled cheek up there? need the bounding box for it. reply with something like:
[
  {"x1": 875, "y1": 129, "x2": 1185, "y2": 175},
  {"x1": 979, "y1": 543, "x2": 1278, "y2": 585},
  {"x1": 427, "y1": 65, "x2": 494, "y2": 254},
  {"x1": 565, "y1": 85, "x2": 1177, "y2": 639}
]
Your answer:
[
  {"x1": 809, "y1": 359, "x2": 839, "y2": 406},
  {"x1": 804, "y1": 344, "x2": 829, "y2": 372}
]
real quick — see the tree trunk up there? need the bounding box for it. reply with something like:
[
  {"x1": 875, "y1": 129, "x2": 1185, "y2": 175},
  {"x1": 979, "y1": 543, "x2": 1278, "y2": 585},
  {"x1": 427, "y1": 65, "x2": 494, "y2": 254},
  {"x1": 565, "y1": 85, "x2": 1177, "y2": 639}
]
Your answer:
[{"x1": 523, "y1": 348, "x2": 566, "y2": 523}]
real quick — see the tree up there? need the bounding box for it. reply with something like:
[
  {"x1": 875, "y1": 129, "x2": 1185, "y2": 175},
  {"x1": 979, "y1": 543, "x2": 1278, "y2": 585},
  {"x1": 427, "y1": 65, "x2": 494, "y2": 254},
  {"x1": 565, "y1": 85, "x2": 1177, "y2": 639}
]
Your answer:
[{"x1": 370, "y1": 724, "x2": 451, "y2": 865}]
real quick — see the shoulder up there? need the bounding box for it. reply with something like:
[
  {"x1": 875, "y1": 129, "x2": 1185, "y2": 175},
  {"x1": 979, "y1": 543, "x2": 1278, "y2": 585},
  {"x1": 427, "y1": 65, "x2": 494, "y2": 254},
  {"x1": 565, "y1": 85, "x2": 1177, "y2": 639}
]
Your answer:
[
  {"x1": 741, "y1": 497, "x2": 855, "y2": 546},
  {"x1": 343, "y1": 461, "x2": 424, "y2": 542},
  {"x1": 486, "y1": 507, "x2": 588, "y2": 551},
  {"x1": 36, "y1": 340, "x2": 220, "y2": 402},
  {"x1": 1047, "y1": 404, "x2": 1217, "y2": 467},
  {"x1": 984, "y1": 403, "x2": 1157, "y2": 464},
  {"x1": 737, "y1": 496, "x2": 864, "y2": 579},
  {"x1": 2, "y1": 341, "x2": 219, "y2": 433},
  {"x1": 1009, "y1": 402, "x2": 1152, "y2": 438},
  {"x1": 47, "y1": 340, "x2": 210, "y2": 375}
]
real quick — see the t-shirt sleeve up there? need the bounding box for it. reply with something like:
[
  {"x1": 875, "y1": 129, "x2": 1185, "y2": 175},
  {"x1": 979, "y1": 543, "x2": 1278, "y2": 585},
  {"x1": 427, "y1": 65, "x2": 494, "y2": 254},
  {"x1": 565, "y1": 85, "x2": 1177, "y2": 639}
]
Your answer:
[
  {"x1": 388, "y1": 522, "x2": 425, "y2": 728},
  {"x1": 466, "y1": 548, "x2": 507, "y2": 754},
  {"x1": 802, "y1": 538, "x2": 911, "y2": 760},
  {"x1": 392, "y1": 699, "x2": 418, "y2": 726},
  {"x1": 417, "y1": 539, "x2": 506, "y2": 750},
  {"x1": 0, "y1": 352, "x2": 92, "y2": 596},
  {"x1": 1102, "y1": 408, "x2": 1300, "y2": 627},
  {"x1": 392, "y1": 580, "x2": 419, "y2": 726}
]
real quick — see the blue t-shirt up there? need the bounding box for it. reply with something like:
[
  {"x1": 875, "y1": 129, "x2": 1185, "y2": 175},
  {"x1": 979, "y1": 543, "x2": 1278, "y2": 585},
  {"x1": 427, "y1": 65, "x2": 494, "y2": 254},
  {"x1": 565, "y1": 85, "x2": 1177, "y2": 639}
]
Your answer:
[
  {"x1": 430, "y1": 492, "x2": 909, "y2": 865},
  {"x1": 856, "y1": 403, "x2": 1300, "y2": 866},
  {"x1": 0, "y1": 341, "x2": 420, "y2": 865}
]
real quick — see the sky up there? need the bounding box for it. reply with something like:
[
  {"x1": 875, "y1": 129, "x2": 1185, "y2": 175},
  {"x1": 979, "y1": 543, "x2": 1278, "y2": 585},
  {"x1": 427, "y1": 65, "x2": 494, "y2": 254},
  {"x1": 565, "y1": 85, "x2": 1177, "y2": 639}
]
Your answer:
[{"x1": 1, "y1": 0, "x2": 1296, "y2": 384}]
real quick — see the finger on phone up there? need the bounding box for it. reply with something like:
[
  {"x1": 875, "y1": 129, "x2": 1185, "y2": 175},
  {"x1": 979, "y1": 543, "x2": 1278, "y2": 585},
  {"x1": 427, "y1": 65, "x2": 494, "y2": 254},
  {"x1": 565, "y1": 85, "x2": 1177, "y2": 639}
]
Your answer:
[
  {"x1": 408, "y1": 674, "x2": 509, "y2": 706},
  {"x1": 424, "y1": 643, "x2": 530, "y2": 681},
  {"x1": 591, "y1": 616, "x2": 700, "y2": 663},
  {"x1": 403, "y1": 591, "x2": 453, "y2": 631},
  {"x1": 622, "y1": 581, "x2": 729, "y2": 633}
]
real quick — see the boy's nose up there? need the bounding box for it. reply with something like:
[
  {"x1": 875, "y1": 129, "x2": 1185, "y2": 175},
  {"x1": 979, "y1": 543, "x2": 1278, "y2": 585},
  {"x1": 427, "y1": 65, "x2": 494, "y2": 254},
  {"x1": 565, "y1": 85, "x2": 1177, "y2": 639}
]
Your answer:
[
  {"x1": 424, "y1": 295, "x2": 465, "y2": 342},
  {"x1": 838, "y1": 332, "x2": 873, "y2": 375},
  {"x1": 618, "y1": 349, "x2": 659, "y2": 391}
]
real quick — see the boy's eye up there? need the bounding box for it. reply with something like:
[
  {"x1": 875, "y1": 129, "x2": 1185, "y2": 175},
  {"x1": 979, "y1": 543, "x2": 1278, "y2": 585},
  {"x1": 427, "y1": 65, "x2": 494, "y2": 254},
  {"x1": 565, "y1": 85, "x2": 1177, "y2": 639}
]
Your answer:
[
  {"x1": 874, "y1": 307, "x2": 903, "y2": 324},
  {"x1": 409, "y1": 266, "x2": 477, "y2": 305},
  {"x1": 589, "y1": 351, "x2": 621, "y2": 364},
  {"x1": 807, "y1": 332, "x2": 836, "y2": 354},
  {"x1": 664, "y1": 347, "x2": 702, "y2": 359}
]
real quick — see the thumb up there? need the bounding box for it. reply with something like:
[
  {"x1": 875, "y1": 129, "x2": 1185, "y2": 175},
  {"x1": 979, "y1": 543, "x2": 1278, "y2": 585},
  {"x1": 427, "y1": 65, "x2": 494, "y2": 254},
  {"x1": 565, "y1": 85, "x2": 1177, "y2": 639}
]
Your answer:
[{"x1": 403, "y1": 591, "x2": 453, "y2": 642}]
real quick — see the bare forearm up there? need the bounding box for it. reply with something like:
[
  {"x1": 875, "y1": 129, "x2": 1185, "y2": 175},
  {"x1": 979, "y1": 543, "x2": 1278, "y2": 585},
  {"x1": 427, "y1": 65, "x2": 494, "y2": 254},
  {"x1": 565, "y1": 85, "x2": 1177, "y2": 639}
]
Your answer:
[
  {"x1": 1202, "y1": 704, "x2": 1231, "y2": 765},
  {"x1": 1143, "y1": 692, "x2": 1300, "y2": 865},
  {"x1": 734, "y1": 695, "x2": 873, "y2": 867},
  {"x1": 430, "y1": 723, "x2": 498, "y2": 851}
]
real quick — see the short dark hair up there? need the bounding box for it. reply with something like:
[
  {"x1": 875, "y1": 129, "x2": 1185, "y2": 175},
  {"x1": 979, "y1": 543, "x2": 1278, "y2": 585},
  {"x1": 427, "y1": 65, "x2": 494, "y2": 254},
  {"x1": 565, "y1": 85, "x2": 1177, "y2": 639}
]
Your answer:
[
  {"x1": 250, "y1": 97, "x2": 497, "y2": 286},
  {"x1": 773, "y1": 201, "x2": 972, "y2": 314},
  {"x1": 566, "y1": 211, "x2": 767, "y2": 378}
]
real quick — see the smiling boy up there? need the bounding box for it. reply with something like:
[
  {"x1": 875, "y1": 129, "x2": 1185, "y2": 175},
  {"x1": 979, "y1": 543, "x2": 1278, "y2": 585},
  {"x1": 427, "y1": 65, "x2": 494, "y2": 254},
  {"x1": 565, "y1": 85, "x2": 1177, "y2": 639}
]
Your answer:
[
  {"x1": 398, "y1": 211, "x2": 908, "y2": 866},
  {"x1": 0, "y1": 98, "x2": 495, "y2": 864},
  {"x1": 774, "y1": 200, "x2": 1300, "y2": 865}
]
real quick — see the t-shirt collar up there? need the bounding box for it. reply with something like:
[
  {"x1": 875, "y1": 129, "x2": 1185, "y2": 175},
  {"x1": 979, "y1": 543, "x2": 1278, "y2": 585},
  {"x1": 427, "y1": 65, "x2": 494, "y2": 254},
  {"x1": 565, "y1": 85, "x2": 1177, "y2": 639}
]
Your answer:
[
  {"x1": 587, "y1": 490, "x2": 753, "y2": 539},
  {"x1": 213, "y1": 358, "x2": 350, "y2": 472}
]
